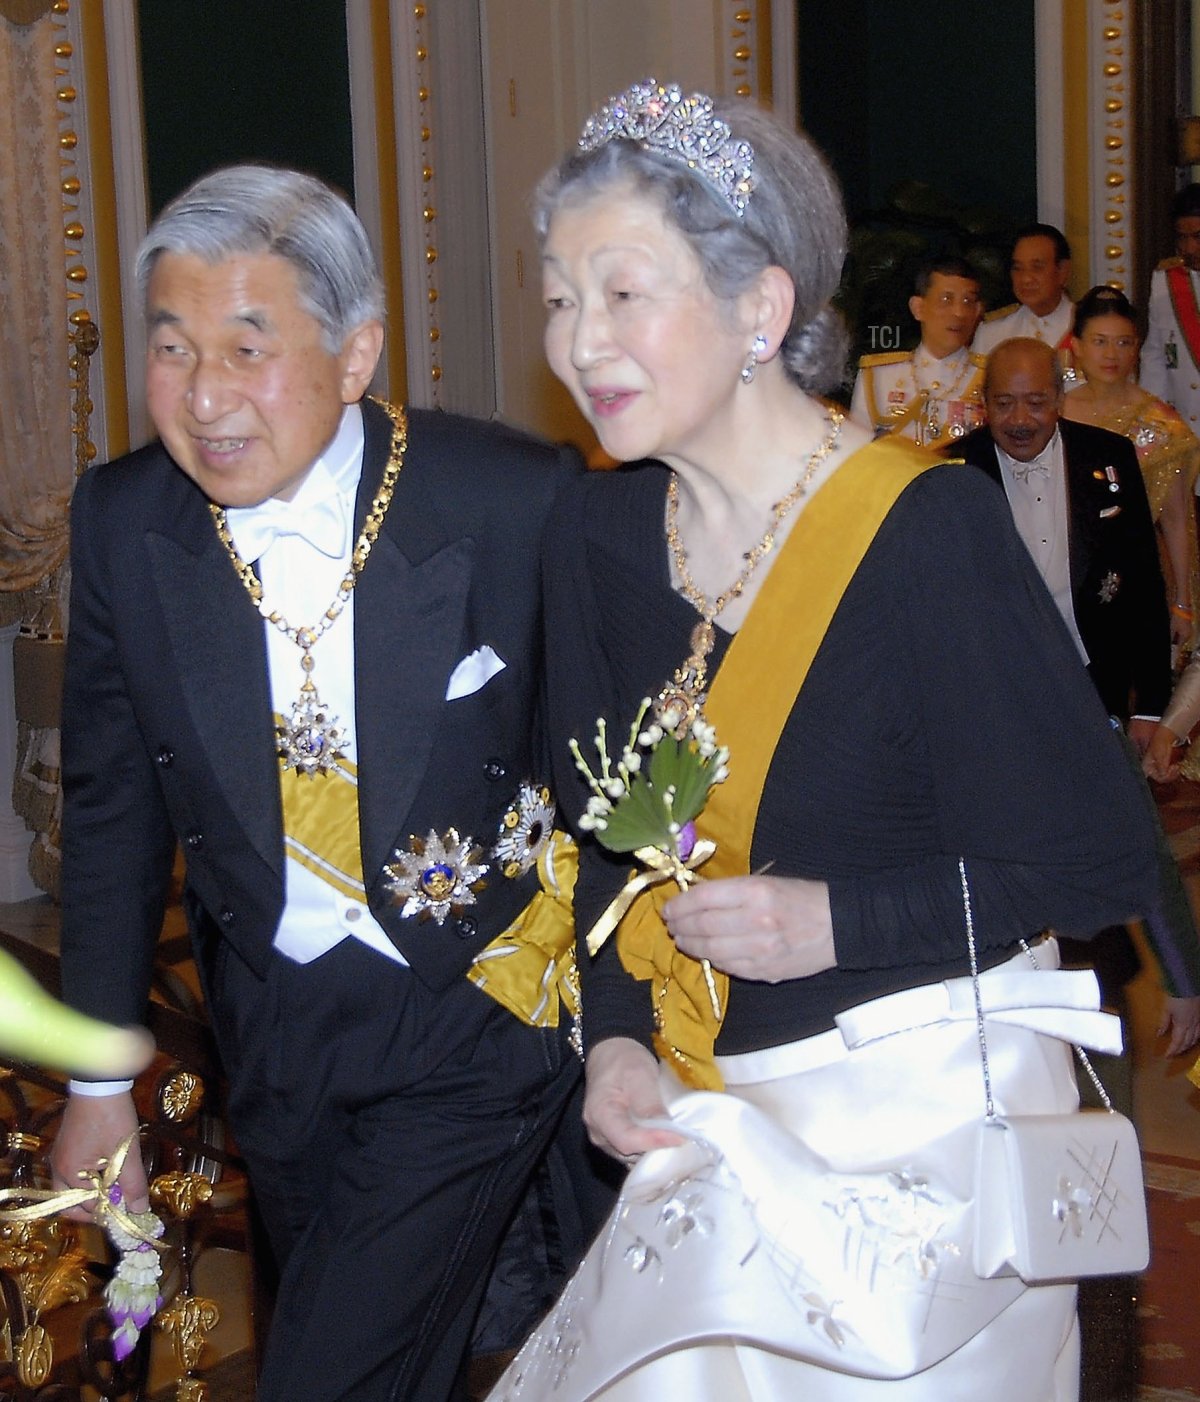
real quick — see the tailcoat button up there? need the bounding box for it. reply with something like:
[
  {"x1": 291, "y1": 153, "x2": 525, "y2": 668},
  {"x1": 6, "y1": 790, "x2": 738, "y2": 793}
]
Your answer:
[
  {"x1": 157, "y1": 747, "x2": 174, "y2": 767},
  {"x1": 219, "y1": 906, "x2": 235, "y2": 927},
  {"x1": 455, "y1": 915, "x2": 479, "y2": 940},
  {"x1": 185, "y1": 831, "x2": 204, "y2": 851},
  {"x1": 483, "y1": 758, "x2": 507, "y2": 781}
]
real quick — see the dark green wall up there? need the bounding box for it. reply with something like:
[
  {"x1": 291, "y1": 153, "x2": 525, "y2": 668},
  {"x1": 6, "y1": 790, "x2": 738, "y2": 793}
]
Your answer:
[
  {"x1": 797, "y1": 0, "x2": 1038, "y2": 223},
  {"x1": 138, "y1": 0, "x2": 355, "y2": 216}
]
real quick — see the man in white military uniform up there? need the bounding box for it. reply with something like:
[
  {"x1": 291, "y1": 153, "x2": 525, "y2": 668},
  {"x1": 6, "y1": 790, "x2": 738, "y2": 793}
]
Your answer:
[
  {"x1": 1142, "y1": 184, "x2": 1200, "y2": 438},
  {"x1": 851, "y1": 255, "x2": 985, "y2": 449},
  {"x1": 973, "y1": 224, "x2": 1076, "y2": 378}
]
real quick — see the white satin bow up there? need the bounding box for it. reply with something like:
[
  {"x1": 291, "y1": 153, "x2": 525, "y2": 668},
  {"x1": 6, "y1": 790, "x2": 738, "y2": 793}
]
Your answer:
[{"x1": 227, "y1": 492, "x2": 349, "y2": 563}]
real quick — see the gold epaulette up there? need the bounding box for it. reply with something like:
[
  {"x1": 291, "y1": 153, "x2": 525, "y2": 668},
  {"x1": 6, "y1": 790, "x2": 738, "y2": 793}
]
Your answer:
[
  {"x1": 983, "y1": 303, "x2": 1019, "y2": 322},
  {"x1": 857, "y1": 350, "x2": 911, "y2": 369},
  {"x1": 968, "y1": 351, "x2": 987, "y2": 370},
  {"x1": 1157, "y1": 255, "x2": 1185, "y2": 271}
]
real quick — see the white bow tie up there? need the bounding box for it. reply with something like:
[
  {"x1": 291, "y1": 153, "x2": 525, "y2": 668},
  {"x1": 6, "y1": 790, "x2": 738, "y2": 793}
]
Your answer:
[
  {"x1": 229, "y1": 493, "x2": 349, "y2": 563},
  {"x1": 1012, "y1": 457, "x2": 1051, "y2": 484}
]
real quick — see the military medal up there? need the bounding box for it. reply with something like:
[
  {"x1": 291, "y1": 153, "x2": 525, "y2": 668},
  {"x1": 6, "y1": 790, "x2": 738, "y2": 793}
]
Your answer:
[{"x1": 921, "y1": 393, "x2": 939, "y2": 446}]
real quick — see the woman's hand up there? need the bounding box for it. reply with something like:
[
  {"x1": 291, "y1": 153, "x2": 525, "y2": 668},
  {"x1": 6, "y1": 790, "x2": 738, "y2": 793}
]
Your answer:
[
  {"x1": 1159, "y1": 995, "x2": 1200, "y2": 1056},
  {"x1": 583, "y1": 1037, "x2": 684, "y2": 1163},
  {"x1": 664, "y1": 875, "x2": 836, "y2": 983},
  {"x1": 1142, "y1": 724, "x2": 1185, "y2": 782}
]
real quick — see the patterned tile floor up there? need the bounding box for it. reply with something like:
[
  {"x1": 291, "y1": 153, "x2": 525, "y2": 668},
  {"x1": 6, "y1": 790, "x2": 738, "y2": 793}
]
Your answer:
[
  {"x1": 1135, "y1": 776, "x2": 1200, "y2": 1398},
  {"x1": 6, "y1": 779, "x2": 1200, "y2": 1399}
]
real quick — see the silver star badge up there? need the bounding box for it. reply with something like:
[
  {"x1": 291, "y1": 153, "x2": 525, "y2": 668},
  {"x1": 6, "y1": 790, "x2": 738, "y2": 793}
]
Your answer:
[{"x1": 384, "y1": 828, "x2": 489, "y2": 924}]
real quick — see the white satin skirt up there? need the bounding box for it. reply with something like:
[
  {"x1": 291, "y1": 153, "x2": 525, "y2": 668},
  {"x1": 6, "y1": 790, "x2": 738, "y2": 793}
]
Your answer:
[{"x1": 489, "y1": 942, "x2": 1124, "y2": 1402}]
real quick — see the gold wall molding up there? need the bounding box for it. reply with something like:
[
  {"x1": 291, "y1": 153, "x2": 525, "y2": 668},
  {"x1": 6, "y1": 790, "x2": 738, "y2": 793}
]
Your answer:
[
  {"x1": 724, "y1": 1, "x2": 773, "y2": 108},
  {"x1": 47, "y1": 0, "x2": 99, "y2": 472},
  {"x1": 726, "y1": 3, "x2": 756, "y2": 99},
  {"x1": 347, "y1": 1, "x2": 407, "y2": 402},
  {"x1": 386, "y1": 0, "x2": 450, "y2": 408},
  {"x1": 1089, "y1": 0, "x2": 1132, "y2": 289},
  {"x1": 410, "y1": 2, "x2": 442, "y2": 394}
]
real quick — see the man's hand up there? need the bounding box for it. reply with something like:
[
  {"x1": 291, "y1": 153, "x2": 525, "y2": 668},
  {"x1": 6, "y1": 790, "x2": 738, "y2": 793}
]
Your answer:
[
  {"x1": 1158, "y1": 994, "x2": 1200, "y2": 1057},
  {"x1": 663, "y1": 876, "x2": 836, "y2": 983},
  {"x1": 582, "y1": 1038, "x2": 683, "y2": 1163},
  {"x1": 51, "y1": 1092, "x2": 148, "y2": 1222}
]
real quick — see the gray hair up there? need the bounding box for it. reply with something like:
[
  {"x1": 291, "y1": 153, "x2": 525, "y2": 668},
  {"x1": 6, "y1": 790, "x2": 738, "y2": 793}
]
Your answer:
[
  {"x1": 533, "y1": 96, "x2": 849, "y2": 393},
  {"x1": 135, "y1": 165, "x2": 385, "y2": 352}
]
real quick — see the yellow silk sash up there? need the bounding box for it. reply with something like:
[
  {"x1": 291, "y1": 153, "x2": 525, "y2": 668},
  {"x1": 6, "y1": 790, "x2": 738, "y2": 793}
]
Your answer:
[
  {"x1": 616, "y1": 437, "x2": 940, "y2": 1089},
  {"x1": 276, "y1": 712, "x2": 579, "y2": 1029},
  {"x1": 277, "y1": 728, "x2": 366, "y2": 902},
  {"x1": 468, "y1": 830, "x2": 580, "y2": 1028}
]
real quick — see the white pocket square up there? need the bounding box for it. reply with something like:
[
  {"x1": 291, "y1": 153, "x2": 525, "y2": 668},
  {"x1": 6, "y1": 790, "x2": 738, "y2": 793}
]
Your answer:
[{"x1": 445, "y1": 645, "x2": 506, "y2": 700}]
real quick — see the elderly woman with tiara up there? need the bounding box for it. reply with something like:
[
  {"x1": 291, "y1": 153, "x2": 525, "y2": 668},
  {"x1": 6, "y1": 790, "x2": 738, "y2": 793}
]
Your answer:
[{"x1": 493, "y1": 82, "x2": 1162, "y2": 1401}]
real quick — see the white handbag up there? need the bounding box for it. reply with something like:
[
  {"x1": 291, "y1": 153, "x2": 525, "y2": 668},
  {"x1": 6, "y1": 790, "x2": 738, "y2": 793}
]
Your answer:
[{"x1": 960, "y1": 860, "x2": 1150, "y2": 1283}]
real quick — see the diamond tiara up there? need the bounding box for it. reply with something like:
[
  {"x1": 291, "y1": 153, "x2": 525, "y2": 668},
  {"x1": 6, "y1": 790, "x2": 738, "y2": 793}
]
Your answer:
[{"x1": 578, "y1": 78, "x2": 757, "y2": 218}]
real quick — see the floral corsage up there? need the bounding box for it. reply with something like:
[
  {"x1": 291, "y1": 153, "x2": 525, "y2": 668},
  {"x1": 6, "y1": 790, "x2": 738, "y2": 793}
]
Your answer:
[
  {"x1": 0, "y1": 1130, "x2": 165, "y2": 1361},
  {"x1": 570, "y1": 698, "x2": 729, "y2": 1013}
]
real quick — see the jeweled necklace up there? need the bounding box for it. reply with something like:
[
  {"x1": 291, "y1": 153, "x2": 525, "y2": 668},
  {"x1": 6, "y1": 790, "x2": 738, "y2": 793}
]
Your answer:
[
  {"x1": 657, "y1": 405, "x2": 843, "y2": 734},
  {"x1": 209, "y1": 398, "x2": 408, "y2": 777}
]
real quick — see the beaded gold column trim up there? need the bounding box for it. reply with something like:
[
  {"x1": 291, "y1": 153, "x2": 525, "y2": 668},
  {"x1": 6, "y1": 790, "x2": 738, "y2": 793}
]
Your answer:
[
  {"x1": 727, "y1": 3, "x2": 757, "y2": 100},
  {"x1": 49, "y1": 0, "x2": 98, "y2": 474},
  {"x1": 411, "y1": 2, "x2": 443, "y2": 396},
  {"x1": 1089, "y1": 0, "x2": 1132, "y2": 290}
]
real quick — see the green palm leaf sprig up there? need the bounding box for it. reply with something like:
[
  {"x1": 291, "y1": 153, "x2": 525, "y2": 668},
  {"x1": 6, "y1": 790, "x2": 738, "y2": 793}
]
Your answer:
[{"x1": 570, "y1": 698, "x2": 729, "y2": 860}]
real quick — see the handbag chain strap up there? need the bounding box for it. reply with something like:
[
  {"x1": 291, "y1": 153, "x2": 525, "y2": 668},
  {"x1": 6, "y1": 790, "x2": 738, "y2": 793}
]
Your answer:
[{"x1": 957, "y1": 858, "x2": 1114, "y2": 1121}]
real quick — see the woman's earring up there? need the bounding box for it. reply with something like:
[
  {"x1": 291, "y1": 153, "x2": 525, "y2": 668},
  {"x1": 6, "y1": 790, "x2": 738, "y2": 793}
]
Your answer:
[{"x1": 740, "y1": 334, "x2": 769, "y2": 385}]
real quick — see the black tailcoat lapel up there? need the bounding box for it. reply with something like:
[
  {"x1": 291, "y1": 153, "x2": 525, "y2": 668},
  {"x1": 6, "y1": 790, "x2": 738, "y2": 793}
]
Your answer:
[
  {"x1": 1061, "y1": 420, "x2": 1108, "y2": 598},
  {"x1": 350, "y1": 400, "x2": 473, "y2": 891},
  {"x1": 146, "y1": 496, "x2": 282, "y2": 878}
]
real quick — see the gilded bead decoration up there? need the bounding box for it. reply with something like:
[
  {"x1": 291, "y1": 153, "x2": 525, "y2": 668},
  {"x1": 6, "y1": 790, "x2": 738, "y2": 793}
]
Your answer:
[
  {"x1": 726, "y1": 0, "x2": 758, "y2": 102},
  {"x1": 52, "y1": 0, "x2": 100, "y2": 475},
  {"x1": 1091, "y1": 3, "x2": 1131, "y2": 288},
  {"x1": 410, "y1": 1, "x2": 442, "y2": 395}
]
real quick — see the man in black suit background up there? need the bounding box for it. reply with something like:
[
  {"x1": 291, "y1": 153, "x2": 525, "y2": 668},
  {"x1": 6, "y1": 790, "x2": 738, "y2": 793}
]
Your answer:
[
  {"x1": 958, "y1": 335, "x2": 1200, "y2": 1027},
  {"x1": 960, "y1": 337, "x2": 1168, "y2": 730},
  {"x1": 959, "y1": 331, "x2": 1200, "y2": 1402},
  {"x1": 49, "y1": 164, "x2": 584, "y2": 1401}
]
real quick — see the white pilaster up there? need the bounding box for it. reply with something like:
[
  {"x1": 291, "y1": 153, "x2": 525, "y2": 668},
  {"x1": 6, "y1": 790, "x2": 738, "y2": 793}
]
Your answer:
[
  {"x1": 103, "y1": 0, "x2": 150, "y2": 446},
  {"x1": 1035, "y1": 0, "x2": 1066, "y2": 232}
]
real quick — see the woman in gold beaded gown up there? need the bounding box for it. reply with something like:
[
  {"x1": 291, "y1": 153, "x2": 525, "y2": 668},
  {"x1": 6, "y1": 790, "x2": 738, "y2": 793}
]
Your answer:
[{"x1": 1063, "y1": 286, "x2": 1200, "y2": 659}]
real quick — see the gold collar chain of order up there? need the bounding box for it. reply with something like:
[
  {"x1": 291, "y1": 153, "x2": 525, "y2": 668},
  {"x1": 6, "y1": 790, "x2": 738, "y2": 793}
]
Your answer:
[
  {"x1": 208, "y1": 398, "x2": 408, "y2": 776},
  {"x1": 658, "y1": 405, "x2": 843, "y2": 733}
]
